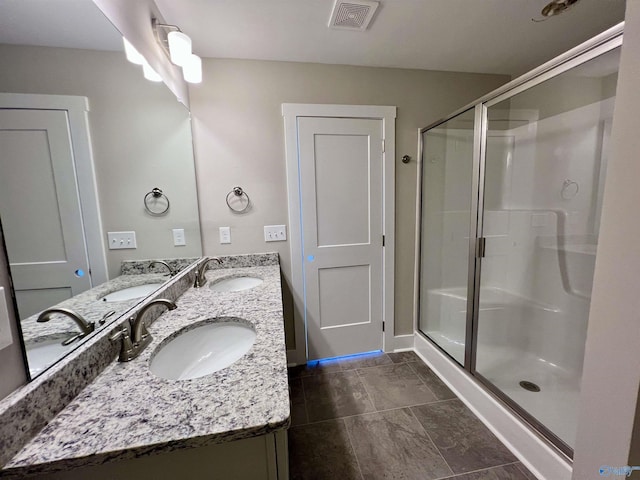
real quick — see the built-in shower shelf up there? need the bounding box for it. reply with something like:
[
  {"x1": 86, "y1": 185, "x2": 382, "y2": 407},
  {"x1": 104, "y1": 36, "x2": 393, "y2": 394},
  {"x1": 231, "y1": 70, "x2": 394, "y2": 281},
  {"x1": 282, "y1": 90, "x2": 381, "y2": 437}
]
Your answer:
[{"x1": 541, "y1": 244, "x2": 597, "y2": 256}]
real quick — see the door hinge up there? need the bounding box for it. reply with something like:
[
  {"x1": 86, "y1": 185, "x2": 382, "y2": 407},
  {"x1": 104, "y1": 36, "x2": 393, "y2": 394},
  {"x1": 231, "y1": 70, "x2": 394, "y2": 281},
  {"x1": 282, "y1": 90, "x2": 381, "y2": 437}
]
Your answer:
[
  {"x1": 476, "y1": 237, "x2": 486, "y2": 258},
  {"x1": 382, "y1": 235, "x2": 385, "y2": 247},
  {"x1": 382, "y1": 139, "x2": 385, "y2": 153},
  {"x1": 382, "y1": 321, "x2": 385, "y2": 332}
]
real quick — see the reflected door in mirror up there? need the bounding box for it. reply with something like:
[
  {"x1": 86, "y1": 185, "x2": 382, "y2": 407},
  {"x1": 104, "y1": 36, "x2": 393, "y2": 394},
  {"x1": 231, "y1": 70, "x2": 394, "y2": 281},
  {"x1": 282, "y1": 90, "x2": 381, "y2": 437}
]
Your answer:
[{"x1": 0, "y1": 106, "x2": 91, "y2": 319}]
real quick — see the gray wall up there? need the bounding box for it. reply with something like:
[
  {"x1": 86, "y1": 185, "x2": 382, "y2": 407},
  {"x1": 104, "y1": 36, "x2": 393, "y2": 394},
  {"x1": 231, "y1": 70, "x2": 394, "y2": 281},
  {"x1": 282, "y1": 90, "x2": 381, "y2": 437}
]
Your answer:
[
  {"x1": 188, "y1": 58, "x2": 509, "y2": 348},
  {"x1": 0, "y1": 226, "x2": 27, "y2": 399},
  {"x1": 0, "y1": 45, "x2": 202, "y2": 278},
  {"x1": 572, "y1": 1, "x2": 640, "y2": 476}
]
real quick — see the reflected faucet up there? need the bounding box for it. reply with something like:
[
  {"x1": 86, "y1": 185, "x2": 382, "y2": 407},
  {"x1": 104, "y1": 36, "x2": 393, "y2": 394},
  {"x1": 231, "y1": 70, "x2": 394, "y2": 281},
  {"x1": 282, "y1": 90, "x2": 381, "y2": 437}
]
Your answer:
[
  {"x1": 149, "y1": 260, "x2": 176, "y2": 277},
  {"x1": 37, "y1": 308, "x2": 96, "y2": 346},
  {"x1": 194, "y1": 257, "x2": 223, "y2": 288},
  {"x1": 110, "y1": 298, "x2": 177, "y2": 362}
]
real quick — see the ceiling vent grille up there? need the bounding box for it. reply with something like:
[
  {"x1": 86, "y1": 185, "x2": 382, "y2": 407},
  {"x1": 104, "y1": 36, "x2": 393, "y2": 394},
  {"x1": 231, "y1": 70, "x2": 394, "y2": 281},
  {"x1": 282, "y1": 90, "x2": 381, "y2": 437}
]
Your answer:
[{"x1": 329, "y1": 0, "x2": 380, "y2": 31}]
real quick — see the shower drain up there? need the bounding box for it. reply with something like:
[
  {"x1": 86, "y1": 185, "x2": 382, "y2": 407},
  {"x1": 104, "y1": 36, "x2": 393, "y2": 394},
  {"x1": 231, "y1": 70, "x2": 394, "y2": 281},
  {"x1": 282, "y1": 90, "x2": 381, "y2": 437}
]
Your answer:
[{"x1": 519, "y1": 381, "x2": 541, "y2": 392}]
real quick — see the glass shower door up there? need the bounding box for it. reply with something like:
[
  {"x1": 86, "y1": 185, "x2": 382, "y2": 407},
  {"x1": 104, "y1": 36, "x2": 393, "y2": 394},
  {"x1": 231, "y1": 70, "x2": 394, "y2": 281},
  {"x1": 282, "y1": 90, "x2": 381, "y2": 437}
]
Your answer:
[
  {"x1": 474, "y1": 47, "x2": 620, "y2": 454},
  {"x1": 418, "y1": 108, "x2": 476, "y2": 365}
]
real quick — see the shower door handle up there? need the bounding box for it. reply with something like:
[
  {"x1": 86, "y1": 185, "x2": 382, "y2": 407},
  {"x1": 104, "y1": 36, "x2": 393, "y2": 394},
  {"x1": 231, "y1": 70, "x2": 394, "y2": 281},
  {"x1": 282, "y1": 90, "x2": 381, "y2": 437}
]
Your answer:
[{"x1": 476, "y1": 237, "x2": 486, "y2": 258}]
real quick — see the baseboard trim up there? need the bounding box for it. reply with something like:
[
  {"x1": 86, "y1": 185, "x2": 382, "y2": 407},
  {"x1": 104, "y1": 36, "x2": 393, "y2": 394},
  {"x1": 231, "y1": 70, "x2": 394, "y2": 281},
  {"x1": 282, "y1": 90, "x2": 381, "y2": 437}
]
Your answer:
[
  {"x1": 414, "y1": 333, "x2": 571, "y2": 480},
  {"x1": 391, "y1": 334, "x2": 414, "y2": 351}
]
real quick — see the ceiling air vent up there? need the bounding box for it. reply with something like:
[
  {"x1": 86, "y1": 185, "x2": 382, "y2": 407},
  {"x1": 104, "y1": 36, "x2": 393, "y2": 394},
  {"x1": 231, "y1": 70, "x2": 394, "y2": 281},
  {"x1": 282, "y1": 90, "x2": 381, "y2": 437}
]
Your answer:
[{"x1": 328, "y1": 0, "x2": 380, "y2": 31}]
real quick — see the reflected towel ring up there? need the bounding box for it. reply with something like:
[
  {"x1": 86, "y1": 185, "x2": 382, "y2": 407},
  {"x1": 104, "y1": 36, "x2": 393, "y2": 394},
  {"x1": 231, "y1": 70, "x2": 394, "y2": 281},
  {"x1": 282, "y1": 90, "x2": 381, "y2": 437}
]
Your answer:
[
  {"x1": 226, "y1": 186, "x2": 251, "y2": 213},
  {"x1": 561, "y1": 179, "x2": 579, "y2": 200},
  {"x1": 144, "y1": 187, "x2": 170, "y2": 216}
]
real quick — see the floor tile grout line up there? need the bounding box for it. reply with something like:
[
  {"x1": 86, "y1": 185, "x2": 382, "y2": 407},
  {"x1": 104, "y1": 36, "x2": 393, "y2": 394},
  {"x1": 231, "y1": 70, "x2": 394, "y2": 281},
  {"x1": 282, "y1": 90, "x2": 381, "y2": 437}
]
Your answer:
[
  {"x1": 289, "y1": 398, "x2": 458, "y2": 429},
  {"x1": 291, "y1": 356, "x2": 395, "y2": 378},
  {"x1": 407, "y1": 405, "x2": 455, "y2": 478},
  {"x1": 341, "y1": 417, "x2": 365, "y2": 480},
  {"x1": 299, "y1": 377, "x2": 310, "y2": 427},
  {"x1": 404, "y1": 360, "x2": 441, "y2": 401},
  {"x1": 430, "y1": 461, "x2": 524, "y2": 480},
  {"x1": 354, "y1": 366, "x2": 378, "y2": 412}
]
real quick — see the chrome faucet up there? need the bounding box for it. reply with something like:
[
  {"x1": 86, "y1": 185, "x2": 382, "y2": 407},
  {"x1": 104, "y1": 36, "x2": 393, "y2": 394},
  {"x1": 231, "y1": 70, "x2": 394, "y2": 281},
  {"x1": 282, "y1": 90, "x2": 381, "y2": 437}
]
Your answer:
[
  {"x1": 149, "y1": 260, "x2": 177, "y2": 277},
  {"x1": 110, "y1": 298, "x2": 177, "y2": 362},
  {"x1": 37, "y1": 308, "x2": 95, "y2": 344},
  {"x1": 194, "y1": 257, "x2": 223, "y2": 288}
]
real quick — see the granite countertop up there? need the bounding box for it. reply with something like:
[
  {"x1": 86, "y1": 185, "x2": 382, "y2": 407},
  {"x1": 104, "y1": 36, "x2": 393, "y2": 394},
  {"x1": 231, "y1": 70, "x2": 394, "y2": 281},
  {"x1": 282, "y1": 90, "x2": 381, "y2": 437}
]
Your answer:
[
  {"x1": 2, "y1": 264, "x2": 289, "y2": 477},
  {"x1": 21, "y1": 273, "x2": 172, "y2": 344}
]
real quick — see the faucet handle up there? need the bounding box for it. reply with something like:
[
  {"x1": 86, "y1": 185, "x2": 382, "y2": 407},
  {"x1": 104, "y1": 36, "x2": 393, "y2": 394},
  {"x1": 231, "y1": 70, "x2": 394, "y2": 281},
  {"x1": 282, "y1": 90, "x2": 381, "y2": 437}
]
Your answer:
[
  {"x1": 109, "y1": 323, "x2": 135, "y2": 362},
  {"x1": 137, "y1": 319, "x2": 151, "y2": 342}
]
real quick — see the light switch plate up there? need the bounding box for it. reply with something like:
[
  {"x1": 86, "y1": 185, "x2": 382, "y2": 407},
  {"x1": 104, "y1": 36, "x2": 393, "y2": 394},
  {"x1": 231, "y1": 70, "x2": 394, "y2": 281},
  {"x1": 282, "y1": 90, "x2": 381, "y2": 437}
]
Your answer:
[
  {"x1": 219, "y1": 226, "x2": 231, "y2": 244},
  {"x1": 264, "y1": 225, "x2": 287, "y2": 242},
  {"x1": 172, "y1": 228, "x2": 186, "y2": 246},
  {"x1": 0, "y1": 287, "x2": 13, "y2": 350},
  {"x1": 107, "y1": 231, "x2": 137, "y2": 250}
]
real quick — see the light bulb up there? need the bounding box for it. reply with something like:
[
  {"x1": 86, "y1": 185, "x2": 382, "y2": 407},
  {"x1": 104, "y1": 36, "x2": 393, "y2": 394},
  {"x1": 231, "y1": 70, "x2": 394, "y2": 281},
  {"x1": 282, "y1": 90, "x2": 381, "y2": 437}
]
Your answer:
[
  {"x1": 123, "y1": 37, "x2": 144, "y2": 65},
  {"x1": 183, "y1": 54, "x2": 202, "y2": 84},
  {"x1": 168, "y1": 31, "x2": 192, "y2": 67},
  {"x1": 142, "y1": 60, "x2": 163, "y2": 82}
]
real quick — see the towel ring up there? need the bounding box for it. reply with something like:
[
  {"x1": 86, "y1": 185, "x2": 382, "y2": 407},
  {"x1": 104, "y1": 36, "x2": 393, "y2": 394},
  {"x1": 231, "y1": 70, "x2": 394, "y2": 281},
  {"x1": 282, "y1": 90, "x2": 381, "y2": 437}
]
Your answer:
[
  {"x1": 144, "y1": 187, "x2": 170, "y2": 216},
  {"x1": 226, "y1": 186, "x2": 251, "y2": 213}
]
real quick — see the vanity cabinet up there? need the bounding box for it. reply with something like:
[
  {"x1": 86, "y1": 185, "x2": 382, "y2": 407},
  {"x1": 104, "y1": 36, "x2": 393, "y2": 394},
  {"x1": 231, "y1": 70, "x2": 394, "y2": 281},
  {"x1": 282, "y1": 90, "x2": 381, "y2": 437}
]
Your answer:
[{"x1": 31, "y1": 430, "x2": 289, "y2": 480}]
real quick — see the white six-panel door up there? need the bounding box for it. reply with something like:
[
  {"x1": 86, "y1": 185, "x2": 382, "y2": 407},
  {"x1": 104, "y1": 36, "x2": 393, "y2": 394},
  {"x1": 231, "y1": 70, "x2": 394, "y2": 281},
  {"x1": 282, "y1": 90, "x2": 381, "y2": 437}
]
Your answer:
[
  {"x1": 297, "y1": 117, "x2": 384, "y2": 360},
  {"x1": 0, "y1": 108, "x2": 92, "y2": 318}
]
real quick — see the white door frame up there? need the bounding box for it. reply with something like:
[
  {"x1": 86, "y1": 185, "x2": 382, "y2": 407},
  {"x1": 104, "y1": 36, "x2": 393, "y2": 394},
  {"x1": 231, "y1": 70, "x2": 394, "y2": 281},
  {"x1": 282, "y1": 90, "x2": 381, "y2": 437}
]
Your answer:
[
  {"x1": 283, "y1": 104, "x2": 396, "y2": 365},
  {"x1": 0, "y1": 93, "x2": 108, "y2": 286}
]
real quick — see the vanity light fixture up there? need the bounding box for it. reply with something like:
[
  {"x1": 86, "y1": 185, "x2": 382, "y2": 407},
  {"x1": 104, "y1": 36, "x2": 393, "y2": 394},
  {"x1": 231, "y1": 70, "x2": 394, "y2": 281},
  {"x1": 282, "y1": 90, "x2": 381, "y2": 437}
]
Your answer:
[
  {"x1": 183, "y1": 54, "x2": 202, "y2": 84},
  {"x1": 123, "y1": 36, "x2": 162, "y2": 83},
  {"x1": 142, "y1": 60, "x2": 163, "y2": 82},
  {"x1": 167, "y1": 31, "x2": 192, "y2": 66},
  {"x1": 122, "y1": 37, "x2": 144, "y2": 65},
  {"x1": 153, "y1": 19, "x2": 202, "y2": 84}
]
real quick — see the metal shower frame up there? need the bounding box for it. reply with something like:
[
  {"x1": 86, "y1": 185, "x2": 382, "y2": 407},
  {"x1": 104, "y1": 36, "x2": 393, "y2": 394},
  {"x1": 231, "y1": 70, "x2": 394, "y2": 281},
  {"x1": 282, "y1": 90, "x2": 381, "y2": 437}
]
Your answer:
[{"x1": 416, "y1": 22, "x2": 624, "y2": 459}]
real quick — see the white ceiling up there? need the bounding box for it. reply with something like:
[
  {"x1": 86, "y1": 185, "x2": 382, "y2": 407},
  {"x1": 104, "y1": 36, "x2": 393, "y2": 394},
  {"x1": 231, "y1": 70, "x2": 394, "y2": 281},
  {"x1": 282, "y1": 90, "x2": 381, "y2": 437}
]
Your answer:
[
  {"x1": 0, "y1": 0, "x2": 122, "y2": 51},
  {"x1": 0, "y1": 0, "x2": 626, "y2": 76},
  {"x1": 154, "y1": 0, "x2": 625, "y2": 76}
]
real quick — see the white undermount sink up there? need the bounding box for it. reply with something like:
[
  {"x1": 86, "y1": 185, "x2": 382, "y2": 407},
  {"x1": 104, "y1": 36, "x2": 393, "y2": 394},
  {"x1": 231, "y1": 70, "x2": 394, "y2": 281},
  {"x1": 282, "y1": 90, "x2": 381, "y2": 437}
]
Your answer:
[
  {"x1": 209, "y1": 276, "x2": 263, "y2": 292},
  {"x1": 26, "y1": 336, "x2": 75, "y2": 376},
  {"x1": 150, "y1": 320, "x2": 256, "y2": 380},
  {"x1": 100, "y1": 283, "x2": 164, "y2": 302}
]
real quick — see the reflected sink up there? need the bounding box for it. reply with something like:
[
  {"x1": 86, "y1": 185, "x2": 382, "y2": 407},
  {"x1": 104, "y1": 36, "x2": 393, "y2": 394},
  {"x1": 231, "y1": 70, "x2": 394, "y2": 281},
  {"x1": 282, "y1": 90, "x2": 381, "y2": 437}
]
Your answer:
[
  {"x1": 101, "y1": 283, "x2": 164, "y2": 302},
  {"x1": 209, "y1": 276, "x2": 263, "y2": 293},
  {"x1": 26, "y1": 335, "x2": 75, "y2": 376},
  {"x1": 150, "y1": 320, "x2": 256, "y2": 380}
]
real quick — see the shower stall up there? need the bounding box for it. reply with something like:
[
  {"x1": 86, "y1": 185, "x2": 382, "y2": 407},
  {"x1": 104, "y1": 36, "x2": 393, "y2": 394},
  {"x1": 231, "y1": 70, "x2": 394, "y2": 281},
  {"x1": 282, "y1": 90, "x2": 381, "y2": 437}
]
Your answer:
[{"x1": 416, "y1": 25, "x2": 622, "y2": 459}]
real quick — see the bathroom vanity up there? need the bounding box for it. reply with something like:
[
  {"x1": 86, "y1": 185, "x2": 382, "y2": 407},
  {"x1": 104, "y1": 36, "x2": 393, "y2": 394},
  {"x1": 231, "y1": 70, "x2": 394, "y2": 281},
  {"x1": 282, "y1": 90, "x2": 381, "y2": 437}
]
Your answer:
[{"x1": 0, "y1": 254, "x2": 290, "y2": 480}]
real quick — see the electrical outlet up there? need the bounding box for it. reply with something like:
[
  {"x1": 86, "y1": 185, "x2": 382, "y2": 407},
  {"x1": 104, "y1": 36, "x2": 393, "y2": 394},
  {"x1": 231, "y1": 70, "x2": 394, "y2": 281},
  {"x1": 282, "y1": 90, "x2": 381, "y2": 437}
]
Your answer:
[
  {"x1": 107, "y1": 231, "x2": 137, "y2": 250},
  {"x1": 172, "y1": 228, "x2": 186, "y2": 246},
  {"x1": 219, "y1": 226, "x2": 231, "y2": 244},
  {"x1": 264, "y1": 225, "x2": 287, "y2": 242}
]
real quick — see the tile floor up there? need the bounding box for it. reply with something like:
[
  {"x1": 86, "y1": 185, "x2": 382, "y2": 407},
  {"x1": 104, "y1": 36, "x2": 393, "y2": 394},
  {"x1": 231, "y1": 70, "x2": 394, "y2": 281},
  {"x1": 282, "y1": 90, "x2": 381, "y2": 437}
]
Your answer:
[{"x1": 288, "y1": 351, "x2": 536, "y2": 480}]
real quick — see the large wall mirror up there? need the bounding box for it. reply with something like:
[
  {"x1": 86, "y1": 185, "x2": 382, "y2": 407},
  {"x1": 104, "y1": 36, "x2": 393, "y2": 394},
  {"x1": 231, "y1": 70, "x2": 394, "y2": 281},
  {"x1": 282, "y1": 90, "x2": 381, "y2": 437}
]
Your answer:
[{"x1": 0, "y1": 0, "x2": 202, "y2": 380}]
